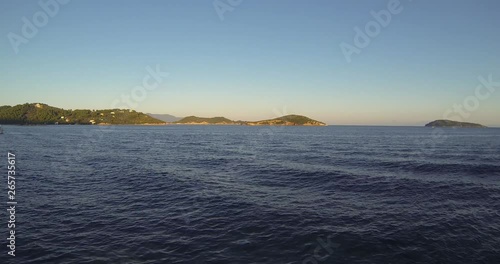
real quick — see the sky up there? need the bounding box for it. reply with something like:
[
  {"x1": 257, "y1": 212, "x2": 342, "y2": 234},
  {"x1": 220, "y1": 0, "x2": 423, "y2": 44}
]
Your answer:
[{"x1": 1, "y1": 0, "x2": 499, "y2": 126}]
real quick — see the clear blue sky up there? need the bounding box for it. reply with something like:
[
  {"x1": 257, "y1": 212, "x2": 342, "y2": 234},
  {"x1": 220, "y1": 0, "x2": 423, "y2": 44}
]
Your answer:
[{"x1": 1, "y1": 0, "x2": 499, "y2": 126}]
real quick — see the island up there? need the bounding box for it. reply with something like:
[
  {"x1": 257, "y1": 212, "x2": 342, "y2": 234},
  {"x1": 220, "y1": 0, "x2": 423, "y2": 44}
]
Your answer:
[
  {"x1": 245, "y1": 115, "x2": 326, "y2": 126},
  {"x1": 0, "y1": 103, "x2": 165, "y2": 125},
  {"x1": 0, "y1": 103, "x2": 327, "y2": 126},
  {"x1": 174, "y1": 115, "x2": 326, "y2": 126},
  {"x1": 425, "y1": 119, "x2": 486, "y2": 128}
]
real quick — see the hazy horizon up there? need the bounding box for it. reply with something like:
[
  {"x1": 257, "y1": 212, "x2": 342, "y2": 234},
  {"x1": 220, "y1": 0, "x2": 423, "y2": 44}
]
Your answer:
[{"x1": 1, "y1": 0, "x2": 500, "y2": 126}]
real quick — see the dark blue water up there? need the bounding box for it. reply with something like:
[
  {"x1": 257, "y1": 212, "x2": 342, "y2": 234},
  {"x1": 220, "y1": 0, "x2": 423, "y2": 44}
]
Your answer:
[{"x1": 1, "y1": 125, "x2": 499, "y2": 263}]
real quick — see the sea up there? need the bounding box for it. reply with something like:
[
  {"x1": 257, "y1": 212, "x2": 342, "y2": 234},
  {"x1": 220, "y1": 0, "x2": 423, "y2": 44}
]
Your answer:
[{"x1": 0, "y1": 125, "x2": 499, "y2": 264}]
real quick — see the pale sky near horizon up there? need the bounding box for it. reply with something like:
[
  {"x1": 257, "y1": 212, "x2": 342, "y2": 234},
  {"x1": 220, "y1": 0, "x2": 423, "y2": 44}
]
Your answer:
[{"x1": 1, "y1": 0, "x2": 499, "y2": 126}]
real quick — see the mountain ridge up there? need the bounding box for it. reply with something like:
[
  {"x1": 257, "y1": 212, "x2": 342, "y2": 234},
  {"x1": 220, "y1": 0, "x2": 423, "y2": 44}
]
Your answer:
[{"x1": 147, "y1": 113, "x2": 182, "y2": 123}]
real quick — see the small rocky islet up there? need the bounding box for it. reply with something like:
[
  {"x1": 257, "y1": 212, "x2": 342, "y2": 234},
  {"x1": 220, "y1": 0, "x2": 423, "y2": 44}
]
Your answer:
[{"x1": 425, "y1": 119, "x2": 486, "y2": 128}]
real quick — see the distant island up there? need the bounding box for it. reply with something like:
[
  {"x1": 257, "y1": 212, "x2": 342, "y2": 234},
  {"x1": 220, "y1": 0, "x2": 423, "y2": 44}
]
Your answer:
[
  {"x1": 425, "y1": 119, "x2": 486, "y2": 128},
  {"x1": 147, "y1": 113, "x2": 182, "y2": 123},
  {"x1": 174, "y1": 115, "x2": 326, "y2": 126},
  {"x1": 245, "y1": 115, "x2": 326, "y2": 126},
  {"x1": 0, "y1": 103, "x2": 326, "y2": 126}
]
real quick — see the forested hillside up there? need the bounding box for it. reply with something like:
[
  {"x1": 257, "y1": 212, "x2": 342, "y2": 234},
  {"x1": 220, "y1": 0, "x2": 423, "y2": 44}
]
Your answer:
[{"x1": 0, "y1": 103, "x2": 165, "y2": 125}]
